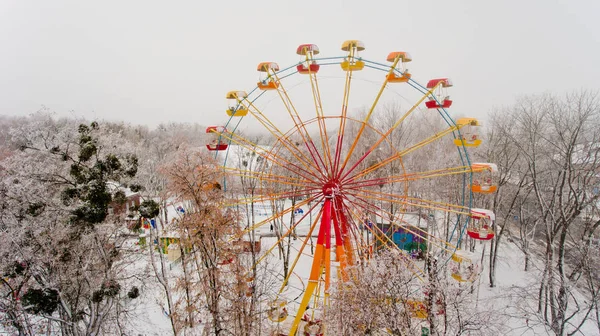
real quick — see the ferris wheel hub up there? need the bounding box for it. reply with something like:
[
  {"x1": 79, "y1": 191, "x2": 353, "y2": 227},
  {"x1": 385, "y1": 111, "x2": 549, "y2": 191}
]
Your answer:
[{"x1": 322, "y1": 181, "x2": 341, "y2": 198}]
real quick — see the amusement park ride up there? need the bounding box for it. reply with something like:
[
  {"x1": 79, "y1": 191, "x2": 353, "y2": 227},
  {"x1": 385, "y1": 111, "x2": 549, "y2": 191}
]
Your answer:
[{"x1": 205, "y1": 41, "x2": 498, "y2": 335}]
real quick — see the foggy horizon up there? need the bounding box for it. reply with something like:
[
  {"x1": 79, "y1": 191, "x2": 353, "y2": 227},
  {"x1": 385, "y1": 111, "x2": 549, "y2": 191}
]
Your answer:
[{"x1": 1, "y1": 0, "x2": 598, "y2": 130}]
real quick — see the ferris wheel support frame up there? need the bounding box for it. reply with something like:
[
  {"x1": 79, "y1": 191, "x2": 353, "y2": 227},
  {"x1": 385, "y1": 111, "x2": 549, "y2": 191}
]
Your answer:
[{"x1": 205, "y1": 41, "x2": 498, "y2": 335}]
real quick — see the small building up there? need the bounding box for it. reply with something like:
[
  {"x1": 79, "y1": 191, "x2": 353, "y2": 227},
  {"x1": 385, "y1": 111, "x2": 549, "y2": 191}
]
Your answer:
[
  {"x1": 107, "y1": 182, "x2": 142, "y2": 228},
  {"x1": 371, "y1": 212, "x2": 431, "y2": 259},
  {"x1": 159, "y1": 231, "x2": 180, "y2": 254},
  {"x1": 167, "y1": 243, "x2": 181, "y2": 262}
]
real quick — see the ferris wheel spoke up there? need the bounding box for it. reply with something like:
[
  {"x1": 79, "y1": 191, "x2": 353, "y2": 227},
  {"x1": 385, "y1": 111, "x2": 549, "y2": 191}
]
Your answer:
[
  {"x1": 307, "y1": 72, "x2": 335, "y2": 177},
  {"x1": 345, "y1": 205, "x2": 374, "y2": 268},
  {"x1": 276, "y1": 201, "x2": 325, "y2": 296},
  {"x1": 340, "y1": 196, "x2": 426, "y2": 281},
  {"x1": 224, "y1": 131, "x2": 324, "y2": 183},
  {"x1": 343, "y1": 189, "x2": 470, "y2": 246},
  {"x1": 341, "y1": 124, "x2": 460, "y2": 184},
  {"x1": 341, "y1": 196, "x2": 395, "y2": 246},
  {"x1": 344, "y1": 165, "x2": 473, "y2": 189},
  {"x1": 336, "y1": 203, "x2": 364, "y2": 258},
  {"x1": 342, "y1": 191, "x2": 458, "y2": 254},
  {"x1": 230, "y1": 174, "x2": 312, "y2": 191},
  {"x1": 344, "y1": 204, "x2": 410, "y2": 258},
  {"x1": 320, "y1": 114, "x2": 403, "y2": 176},
  {"x1": 224, "y1": 167, "x2": 314, "y2": 188},
  {"x1": 240, "y1": 100, "x2": 327, "y2": 178},
  {"x1": 228, "y1": 193, "x2": 322, "y2": 239},
  {"x1": 334, "y1": 58, "x2": 403, "y2": 178},
  {"x1": 236, "y1": 197, "x2": 322, "y2": 287},
  {"x1": 395, "y1": 126, "x2": 462, "y2": 157},
  {"x1": 273, "y1": 74, "x2": 331, "y2": 178},
  {"x1": 344, "y1": 210, "x2": 369, "y2": 261},
  {"x1": 332, "y1": 198, "x2": 356, "y2": 275},
  {"x1": 332, "y1": 205, "x2": 368, "y2": 265},
  {"x1": 344, "y1": 188, "x2": 469, "y2": 217},
  {"x1": 264, "y1": 197, "x2": 323, "y2": 264},
  {"x1": 331, "y1": 64, "x2": 354, "y2": 175},
  {"x1": 263, "y1": 132, "x2": 329, "y2": 188},
  {"x1": 226, "y1": 188, "x2": 321, "y2": 209},
  {"x1": 341, "y1": 196, "x2": 441, "y2": 263},
  {"x1": 338, "y1": 82, "x2": 446, "y2": 182}
]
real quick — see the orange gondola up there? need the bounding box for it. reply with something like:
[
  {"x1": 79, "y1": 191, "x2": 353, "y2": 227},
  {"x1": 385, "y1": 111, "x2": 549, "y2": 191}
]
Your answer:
[
  {"x1": 257, "y1": 62, "x2": 280, "y2": 90},
  {"x1": 471, "y1": 163, "x2": 498, "y2": 193},
  {"x1": 386, "y1": 51, "x2": 412, "y2": 83}
]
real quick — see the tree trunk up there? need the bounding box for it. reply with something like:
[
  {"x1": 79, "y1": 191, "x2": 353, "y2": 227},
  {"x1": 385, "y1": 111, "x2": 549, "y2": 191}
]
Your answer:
[
  {"x1": 180, "y1": 246, "x2": 194, "y2": 329},
  {"x1": 148, "y1": 223, "x2": 178, "y2": 336},
  {"x1": 488, "y1": 237, "x2": 496, "y2": 287}
]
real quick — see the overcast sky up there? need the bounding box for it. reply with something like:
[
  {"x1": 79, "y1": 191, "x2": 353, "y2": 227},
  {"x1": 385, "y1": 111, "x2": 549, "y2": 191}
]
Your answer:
[{"x1": 1, "y1": 0, "x2": 598, "y2": 130}]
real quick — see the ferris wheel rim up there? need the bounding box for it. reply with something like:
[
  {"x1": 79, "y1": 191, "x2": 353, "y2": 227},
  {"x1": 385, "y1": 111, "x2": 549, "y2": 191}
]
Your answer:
[{"x1": 207, "y1": 43, "x2": 491, "y2": 334}]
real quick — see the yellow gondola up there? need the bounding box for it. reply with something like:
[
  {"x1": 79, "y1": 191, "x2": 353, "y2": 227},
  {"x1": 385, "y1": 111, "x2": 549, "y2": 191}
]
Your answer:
[
  {"x1": 267, "y1": 299, "x2": 288, "y2": 322},
  {"x1": 454, "y1": 118, "x2": 482, "y2": 147},
  {"x1": 225, "y1": 91, "x2": 248, "y2": 117},
  {"x1": 340, "y1": 40, "x2": 365, "y2": 71},
  {"x1": 450, "y1": 250, "x2": 480, "y2": 282},
  {"x1": 406, "y1": 299, "x2": 428, "y2": 319}
]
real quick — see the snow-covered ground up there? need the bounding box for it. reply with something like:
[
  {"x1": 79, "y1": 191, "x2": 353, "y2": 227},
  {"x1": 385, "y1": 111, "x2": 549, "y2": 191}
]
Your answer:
[
  {"x1": 120, "y1": 199, "x2": 600, "y2": 336},
  {"x1": 476, "y1": 245, "x2": 597, "y2": 335},
  {"x1": 8, "y1": 201, "x2": 592, "y2": 335},
  {"x1": 128, "y1": 247, "x2": 595, "y2": 334}
]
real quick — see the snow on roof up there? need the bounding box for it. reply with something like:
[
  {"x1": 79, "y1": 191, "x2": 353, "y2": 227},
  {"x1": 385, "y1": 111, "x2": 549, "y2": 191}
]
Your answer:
[
  {"x1": 160, "y1": 230, "x2": 180, "y2": 238},
  {"x1": 377, "y1": 212, "x2": 430, "y2": 229},
  {"x1": 161, "y1": 198, "x2": 187, "y2": 224},
  {"x1": 106, "y1": 181, "x2": 139, "y2": 197},
  {"x1": 471, "y1": 208, "x2": 495, "y2": 221},
  {"x1": 452, "y1": 249, "x2": 477, "y2": 262}
]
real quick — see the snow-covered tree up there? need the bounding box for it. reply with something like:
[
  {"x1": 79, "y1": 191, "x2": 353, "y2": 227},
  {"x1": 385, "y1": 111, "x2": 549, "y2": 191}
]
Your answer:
[{"x1": 0, "y1": 113, "x2": 143, "y2": 335}]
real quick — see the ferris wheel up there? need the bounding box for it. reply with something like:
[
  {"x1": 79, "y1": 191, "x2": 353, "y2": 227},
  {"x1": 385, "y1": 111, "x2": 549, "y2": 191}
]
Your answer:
[{"x1": 206, "y1": 41, "x2": 498, "y2": 335}]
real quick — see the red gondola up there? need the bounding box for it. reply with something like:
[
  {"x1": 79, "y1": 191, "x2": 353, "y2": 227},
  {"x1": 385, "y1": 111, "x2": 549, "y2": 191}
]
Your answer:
[
  {"x1": 425, "y1": 78, "x2": 453, "y2": 109},
  {"x1": 467, "y1": 208, "x2": 495, "y2": 240},
  {"x1": 296, "y1": 44, "x2": 320, "y2": 74},
  {"x1": 206, "y1": 126, "x2": 228, "y2": 151}
]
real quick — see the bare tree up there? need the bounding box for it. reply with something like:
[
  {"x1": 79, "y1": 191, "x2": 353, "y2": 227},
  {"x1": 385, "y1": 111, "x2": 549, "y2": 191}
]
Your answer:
[
  {"x1": 161, "y1": 146, "x2": 241, "y2": 335},
  {"x1": 488, "y1": 91, "x2": 600, "y2": 334}
]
